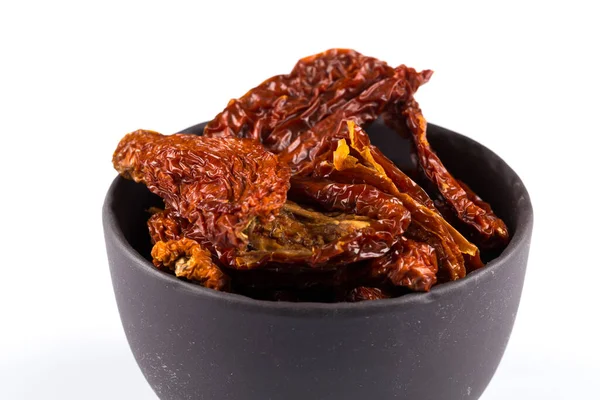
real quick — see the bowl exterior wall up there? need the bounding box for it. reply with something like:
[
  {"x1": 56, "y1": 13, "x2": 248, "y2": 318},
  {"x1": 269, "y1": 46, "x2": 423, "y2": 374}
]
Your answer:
[{"x1": 104, "y1": 122, "x2": 532, "y2": 400}]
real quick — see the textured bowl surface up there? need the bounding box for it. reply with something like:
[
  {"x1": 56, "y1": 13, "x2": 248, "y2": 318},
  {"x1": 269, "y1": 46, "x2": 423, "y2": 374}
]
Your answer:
[{"x1": 103, "y1": 121, "x2": 533, "y2": 400}]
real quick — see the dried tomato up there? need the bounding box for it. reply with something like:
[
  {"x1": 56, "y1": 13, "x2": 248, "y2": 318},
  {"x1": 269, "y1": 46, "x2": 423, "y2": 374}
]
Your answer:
[{"x1": 112, "y1": 49, "x2": 509, "y2": 300}]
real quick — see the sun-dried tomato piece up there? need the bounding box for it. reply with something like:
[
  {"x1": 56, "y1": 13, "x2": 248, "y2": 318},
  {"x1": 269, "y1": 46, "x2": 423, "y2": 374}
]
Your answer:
[
  {"x1": 151, "y1": 238, "x2": 229, "y2": 290},
  {"x1": 204, "y1": 49, "x2": 394, "y2": 152},
  {"x1": 346, "y1": 287, "x2": 390, "y2": 302},
  {"x1": 278, "y1": 66, "x2": 432, "y2": 174},
  {"x1": 399, "y1": 99, "x2": 510, "y2": 248},
  {"x1": 113, "y1": 130, "x2": 290, "y2": 251},
  {"x1": 368, "y1": 237, "x2": 438, "y2": 292}
]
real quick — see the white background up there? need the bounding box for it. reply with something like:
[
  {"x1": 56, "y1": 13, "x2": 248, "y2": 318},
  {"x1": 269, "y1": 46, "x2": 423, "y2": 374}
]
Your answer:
[{"x1": 1, "y1": 1, "x2": 598, "y2": 399}]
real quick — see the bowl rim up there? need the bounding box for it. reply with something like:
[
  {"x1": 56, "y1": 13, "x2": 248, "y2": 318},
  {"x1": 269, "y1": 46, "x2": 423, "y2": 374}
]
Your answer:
[{"x1": 103, "y1": 123, "x2": 533, "y2": 315}]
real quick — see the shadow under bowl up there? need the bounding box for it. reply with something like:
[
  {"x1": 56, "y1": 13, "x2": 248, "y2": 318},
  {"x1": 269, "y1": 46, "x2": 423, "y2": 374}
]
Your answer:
[{"x1": 103, "y1": 121, "x2": 533, "y2": 400}]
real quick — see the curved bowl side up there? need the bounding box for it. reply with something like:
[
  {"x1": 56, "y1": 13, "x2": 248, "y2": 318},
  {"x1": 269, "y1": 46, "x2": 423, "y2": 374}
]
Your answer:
[{"x1": 103, "y1": 121, "x2": 533, "y2": 400}]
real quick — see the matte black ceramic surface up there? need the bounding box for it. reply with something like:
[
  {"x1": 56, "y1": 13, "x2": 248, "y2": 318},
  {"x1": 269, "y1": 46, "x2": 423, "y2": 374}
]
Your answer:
[{"x1": 103, "y1": 121, "x2": 533, "y2": 400}]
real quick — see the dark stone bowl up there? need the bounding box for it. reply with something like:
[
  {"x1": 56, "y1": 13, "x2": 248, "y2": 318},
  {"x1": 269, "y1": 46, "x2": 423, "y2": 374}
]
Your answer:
[{"x1": 103, "y1": 121, "x2": 533, "y2": 400}]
